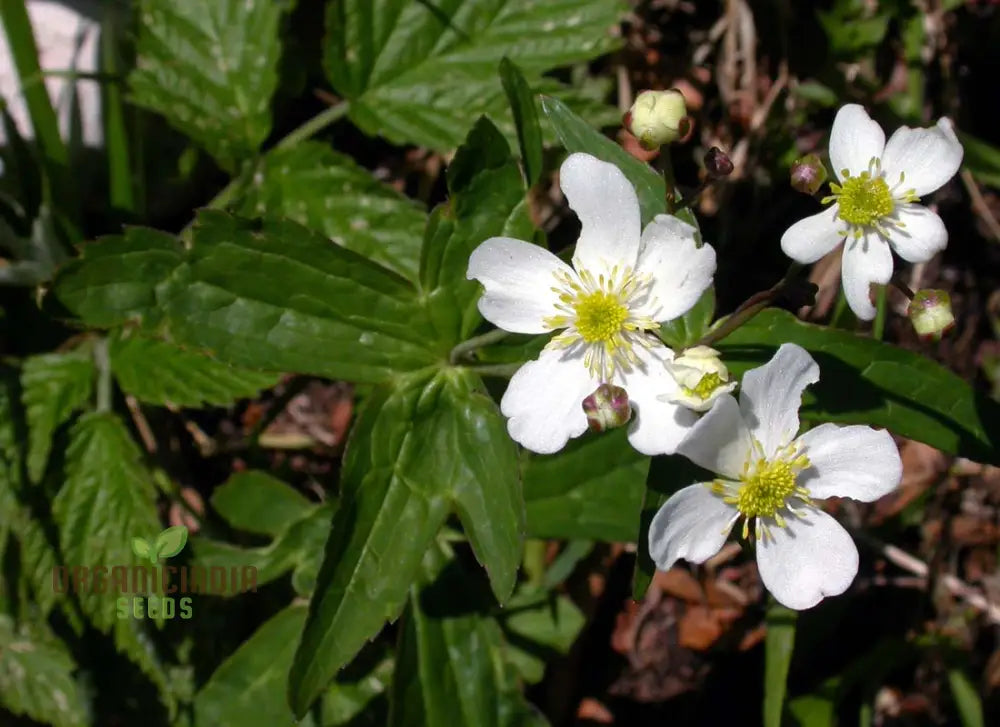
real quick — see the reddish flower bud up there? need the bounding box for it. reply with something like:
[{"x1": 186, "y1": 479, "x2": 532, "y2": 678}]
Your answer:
[
  {"x1": 704, "y1": 147, "x2": 734, "y2": 178},
  {"x1": 790, "y1": 153, "x2": 828, "y2": 196},
  {"x1": 582, "y1": 384, "x2": 631, "y2": 432}
]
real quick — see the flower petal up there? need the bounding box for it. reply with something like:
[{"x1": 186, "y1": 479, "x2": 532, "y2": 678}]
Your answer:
[
  {"x1": 560, "y1": 153, "x2": 642, "y2": 272},
  {"x1": 881, "y1": 117, "x2": 963, "y2": 197},
  {"x1": 886, "y1": 204, "x2": 947, "y2": 263},
  {"x1": 797, "y1": 423, "x2": 902, "y2": 501},
  {"x1": 829, "y1": 104, "x2": 886, "y2": 180},
  {"x1": 841, "y1": 233, "x2": 893, "y2": 321},
  {"x1": 648, "y1": 484, "x2": 736, "y2": 571},
  {"x1": 633, "y1": 214, "x2": 716, "y2": 322},
  {"x1": 676, "y1": 394, "x2": 752, "y2": 479},
  {"x1": 467, "y1": 237, "x2": 575, "y2": 333},
  {"x1": 738, "y1": 343, "x2": 818, "y2": 457},
  {"x1": 623, "y1": 345, "x2": 698, "y2": 456},
  {"x1": 500, "y1": 347, "x2": 595, "y2": 454},
  {"x1": 780, "y1": 205, "x2": 845, "y2": 263},
  {"x1": 756, "y1": 509, "x2": 859, "y2": 610}
]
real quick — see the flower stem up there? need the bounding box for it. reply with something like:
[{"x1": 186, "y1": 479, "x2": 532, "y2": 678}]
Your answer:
[
  {"x1": 465, "y1": 363, "x2": 522, "y2": 379},
  {"x1": 94, "y1": 337, "x2": 112, "y2": 413},
  {"x1": 873, "y1": 285, "x2": 888, "y2": 340},
  {"x1": 449, "y1": 328, "x2": 511, "y2": 364},
  {"x1": 657, "y1": 147, "x2": 677, "y2": 212},
  {"x1": 694, "y1": 263, "x2": 805, "y2": 348},
  {"x1": 890, "y1": 274, "x2": 915, "y2": 300}
]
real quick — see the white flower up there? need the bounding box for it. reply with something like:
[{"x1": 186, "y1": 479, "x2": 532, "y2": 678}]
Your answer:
[
  {"x1": 466, "y1": 152, "x2": 717, "y2": 455},
  {"x1": 648, "y1": 343, "x2": 902, "y2": 610},
  {"x1": 663, "y1": 345, "x2": 737, "y2": 412},
  {"x1": 781, "y1": 104, "x2": 963, "y2": 321}
]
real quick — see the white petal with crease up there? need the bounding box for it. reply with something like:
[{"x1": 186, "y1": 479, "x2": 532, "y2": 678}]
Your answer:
[
  {"x1": 738, "y1": 343, "x2": 819, "y2": 457},
  {"x1": 841, "y1": 233, "x2": 893, "y2": 321},
  {"x1": 797, "y1": 423, "x2": 902, "y2": 501},
  {"x1": 560, "y1": 153, "x2": 642, "y2": 273},
  {"x1": 648, "y1": 484, "x2": 736, "y2": 571},
  {"x1": 780, "y1": 205, "x2": 845, "y2": 263},
  {"x1": 886, "y1": 204, "x2": 947, "y2": 263},
  {"x1": 624, "y1": 345, "x2": 698, "y2": 456},
  {"x1": 500, "y1": 348, "x2": 595, "y2": 454},
  {"x1": 676, "y1": 395, "x2": 752, "y2": 479},
  {"x1": 633, "y1": 214, "x2": 716, "y2": 323},
  {"x1": 829, "y1": 105, "x2": 886, "y2": 180},
  {"x1": 756, "y1": 509, "x2": 859, "y2": 610},
  {"x1": 881, "y1": 118, "x2": 963, "y2": 197},
  {"x1": 467, "y1": 237, "x2": 576, "y2": 333}
]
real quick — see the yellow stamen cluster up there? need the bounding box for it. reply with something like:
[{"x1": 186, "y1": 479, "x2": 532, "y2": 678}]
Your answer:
[
  {"x1": 710, "y1": 440, "x2": 813, "y2": 542},
  {"x1": 544, "y1": 266, "x2": 659, "y2": 379},
  {"x1": 682, "y1": 372, "x2": 724, "y2": 400},
  {"x1": 821, "y1": 157, "x2": 919, "y2": 239}
]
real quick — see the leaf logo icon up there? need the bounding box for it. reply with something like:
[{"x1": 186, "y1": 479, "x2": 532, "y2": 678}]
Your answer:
[{"x1": 131, "y1": 526, "x2": 189, "y2": 565}]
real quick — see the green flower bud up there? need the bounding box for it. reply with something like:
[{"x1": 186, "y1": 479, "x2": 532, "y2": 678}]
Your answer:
[
  {"x1": 624, "y1": 89, "x2": 689, "y2": 150},
  {"x1": 582, "y1": 383, "x2": 632, "y2": 432},
  {"x1": 790, "y1": 153, "x2": 828, "y2": 196},
  {"x1": 908, "y1": 289, "x2": 955, "y2": 341}
]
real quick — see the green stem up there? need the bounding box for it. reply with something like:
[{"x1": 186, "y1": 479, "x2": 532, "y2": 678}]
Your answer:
[
  {"x1": 101, "y1": 11, "x2": 133, "y2": 212},
  {"x1": 94, "y1": 337, "x2": 112, "y2": 413},
  {"x1": 522, "y1": 540, "x2": 547, "y2": 587},
  {"x1": 466, "y1": 363, "x2": 522, "y2": 379},
  {"x1": 275, "y1": 100, "x2": 350, "y2": 151},
  {"x1": 180, "y1": 100, "x2": 351, "y2": 238},
  {"x1": 694, "y1": 263, "x2": 804, "y2": 349},
  {"x1": 657, "y1": 146, "x2": 677, "y2": 212},
  {"x1": 873, "y1": 285, "x2": 887, "y2": 341},
  {"x1": 449, "y1": 328, "x2": 510, "y2": 364}
]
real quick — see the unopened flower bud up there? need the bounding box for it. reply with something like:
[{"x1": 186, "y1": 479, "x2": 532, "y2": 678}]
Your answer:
[
  {"x1": 582, "y1": 383, "x2": 631, "y2": 432},
  {"x1": 704, "y1": 147, "x2": 734, "y2": 178},
  {"x1": 908, "y1": 289, "x2": 955, "y2": 341},
  {"x1": 664, "y1": 346, "x2": 737, "y2": 412},
  {"x1": 624, "y1": 89, "x2": 689, "y2": 150},
  {"x1": 790, "y1": 154, "x2": 828, "y2": 196}
]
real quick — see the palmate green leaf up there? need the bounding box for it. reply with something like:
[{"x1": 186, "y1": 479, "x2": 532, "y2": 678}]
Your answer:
[
  {"x1": 20, "y1": 347, "x2": 94, "y2": 483},
  {"x1": 523, "y1": 427, "x2": 648, "y2": 542},
  {"x1": 211, "y1": 470, "x2": 316, "y2": 537},
  {"x1": 52, "y1": 412, "x2": 174, "y2": 707},
  {"x1": 194, "y1": 605, "x2": 310, "y2": 727},
  {"x1": 288, "y1": 367, "x2": 523, "y2": 717},
  {"x1": 389, "y1": 555, "x2": 547, "y2": 727},
  {"x1": 235, "y1": 142, "x2": 428, "y2": 281},
  {"x1": 193, "y1": 508, "x2": 332, "y2": 596},
  {"x1": 53, "y1": 227, "x2": 184, "y2": 329},
  {"x1": 0, "y1": 616, "x2": 87, "y2": 727},
  {"x1": 500, "y1": 586, "x2": 585, "y2": 684},
  {"x1": 324, "y1": 0, "x2": 624, "y2": 151},
  {"x1": 764, "y1": 603, "x2": 797, "y2": 727},
  {"x1": 164, "y1": 211, "x2": 441, "y2": 381},
  {"x1": 541, "y1": 95, "x2": 667, "y2": 226},
  {"x1": 718, "y1": 309, "x2": 1000, "y2": 464},
  {"x1": 53, "y1": 211, "x2": 441, "y2": 384},
  {"x1": 420, "y1": 116, "x2": 528, "y2": 346},
  {"x1": 0, "y1": 371, "x2": 59, "y2": 618},
  {"x1": 109, "y1": 334, "x2": 280, "y2": 408},
  {"x1": 128, "y1": 0, "x2": 286, "y2": 170}
]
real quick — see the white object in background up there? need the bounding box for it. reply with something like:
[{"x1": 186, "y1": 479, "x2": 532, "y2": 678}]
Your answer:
[{"x1": 0, "y1": 0, "x2": 103, "y2": 147}]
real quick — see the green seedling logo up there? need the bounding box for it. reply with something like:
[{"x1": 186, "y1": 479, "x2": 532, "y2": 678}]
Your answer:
[{"x1": 131, "y1": 525, "x2": 188, "y2": 565}]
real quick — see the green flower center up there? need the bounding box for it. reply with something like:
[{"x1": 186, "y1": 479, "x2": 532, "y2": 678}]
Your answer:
[
  {"x1": 831, "y1": 172, "x2": 893, "y2": 227},
  {"x1": 574, "y1": 291, "x2": 629, "y2": 343},
  {"x1": 683, "y1": 372, "x2": 724, "y2": 400}
]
